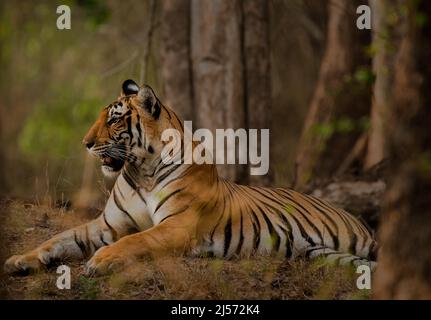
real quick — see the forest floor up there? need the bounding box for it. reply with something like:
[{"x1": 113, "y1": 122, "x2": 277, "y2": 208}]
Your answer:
[{"x1": 0, "y1": 200, "x2": 370, "y2": 300}]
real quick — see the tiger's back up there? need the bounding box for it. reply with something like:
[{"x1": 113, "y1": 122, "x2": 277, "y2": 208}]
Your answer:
[{"x1": 195, "y1": 180, "x2": 376, "y2": 265}]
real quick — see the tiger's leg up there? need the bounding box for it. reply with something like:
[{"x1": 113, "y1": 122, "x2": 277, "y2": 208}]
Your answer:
[
  {"x1": 4, "y1": 214, "x2": 117, "y2": 275},
  {"x1": 304, "y1": 246, "x2": 377, "y2": 271},
  {"x1": 84, "y1": 215, "x2": 194, "y2": 275}
]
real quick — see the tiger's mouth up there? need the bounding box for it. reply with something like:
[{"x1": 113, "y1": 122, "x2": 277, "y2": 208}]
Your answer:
[{"x1": 100, "y1": 156, "x2": 125, "y2": 172}]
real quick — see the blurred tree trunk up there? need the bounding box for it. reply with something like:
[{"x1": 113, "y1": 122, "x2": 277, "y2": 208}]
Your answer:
[
  {"x1": 374, "y1": 0, "x2": 431, "y2": 299},
  {"x1": 191, "y1": 0, "x2": 247, "y2": 183},
  {"x1": 159, "y1": 0, "x2": 272, "y2": 185},
  {"x1": 243, "y1": 0, "x2": 272, "y2": 186},
  {"x1": 294, "y1": 0, "x2": 371, "y2": 191},
  {"x1": 0, "y1": 72, "x2": 4, "y2": 191},
  {"x1": 364, "y1": 0, "x2": 390, "y2": 169},
  {"x1": 0, "y1": 1, "x2": 6, "y2": 192},
  {"x1": 159, "y1": 0, "x2": 194, "y2": 121}
]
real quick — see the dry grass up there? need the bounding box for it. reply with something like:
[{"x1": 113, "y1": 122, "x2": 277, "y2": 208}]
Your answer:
[{"x1": 0, "y1": 200, "x2": 371, "y2": 300}]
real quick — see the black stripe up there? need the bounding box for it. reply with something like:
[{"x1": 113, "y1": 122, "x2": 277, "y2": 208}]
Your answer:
[
  {"x1": 209, "y1": 200, "x2": 226, "y2": 245},
  {"x1": 223, "y1": 214, "x2": 232, "y2": 257},
  {"x1": 103, "y1": 212, "x2": 117, "y2": 241},
  {"x1": 156, "y1": 164, "x2": 182, "y2": 185},
  {"x1": 261, "y1": 200, "x2": 315, "y2": 247},
  {"x1": 302, "y1": 194, "x2": 340, "y2": 250},
  {"x1": 235, "y1": 211, "x2": 245, "y2": 256},
  {"x1": 152, "y1": 158, "x2": 169, "y2": 176},
  {"x1": 305, "y1": 194, "x2": 358, "y2": 251},
  {"x1": 369, "y1": 241, "x2": 378, "y2": 261},
  {"x1": 90, "y1": 238, "x2": 99, "y2": 252},
  {"x1": 267, "y1": 206, "x2": 293, "y2": 256},
  {"x1": 348, "y1": 227, "x2": 357, "y2": 254},
  {"x1": 257, "y1": 190, "x2": 316, "y2": 247},
  {"x1": 269, "y1": 190, "x2": 323, "y2": 238},
  {"x1": 237, "y1": 186, "x2": 293, "y2": 257},
  {"x1": 173, "y1": 112, "x2": 184, "y2": 132},
  {"x1": 113, "y1": 189, "x2": 140, "y2": 230},
  {"x1": 122, "y1": 168, "x2": 138, "y2": 190},
  {"x1": 153, "y1": 102, "x2": 161, "y2": 119},
  {"x1": 285, "y1": 232, "x2": 292, "y2": 258},
  {"x1": 267, "y1": 188, "x2": 323, "y2": 245},
  {"x1": 122, "y1": 165, "x2": 147, "y2": 205},
  {"x1": 135, "y1": 190, "x2": 147, "y2": 205},
  {"x1": 258, "y1": 206, "x2": 280, "y2": 252},
  {"x1": 99, "y1": 232, "x2": 109, "y2": 246},
  {"x1": 337, "y1": 208, "x2": 366, "y2": 252},
  {"x1": 247, "y1": 187, "x2": 314, "y2": 247},
  {"x1": 136, "y1": 116, "x2": 142, "y2": 137},
  {"x1": 156, "y1": 168, "x2": 191, "y2": 191},
  {"x1": 154, "y1": 188, "x2": 184, "y2": 215},
  {"x1": 158, "y1": 204, "x2": 190, "y2": 224},
  {"x1": 74, "y1": 231, "x2": 87, "y2": 255},
  {"x1": 332, "y1": 210, "x2": 357, "y2": 254},
  {"x1": 116, "y1": 183, "x2": 126, "y2": 200},
  {"x1": 136, "y1": 122, "x2": 142, "y2": 147},
  {"x1": 250, "y1": 211, "x2": 261, "y2": 250},
  {"x1": 84, "y1": 225, "x2": 92, "y2": 254},
  {"x1": 305, "y1": 245, "x2": 327, "y2": 258},
  {"x1": 126, "y1": 116, "x2": 133, "y2": 145},
  {"x1": 142, "y1": 121, "x2": 147, "y2": 148},
  {"x1": 162, "y1": 103, "x2": 172, "y2": 119}
]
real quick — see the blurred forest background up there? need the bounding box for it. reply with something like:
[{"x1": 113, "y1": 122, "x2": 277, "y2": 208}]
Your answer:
[
  {"x1": 1, "y1": 0, "x2": 431, "y2": 299},
  {"x1": 0, "y1": 0, "x2": 330, "y2": 206}
]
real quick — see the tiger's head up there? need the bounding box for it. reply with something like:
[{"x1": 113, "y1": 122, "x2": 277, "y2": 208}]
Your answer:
[{"x1": 82, "y1": 79, "x2": 166, "y2": 177}]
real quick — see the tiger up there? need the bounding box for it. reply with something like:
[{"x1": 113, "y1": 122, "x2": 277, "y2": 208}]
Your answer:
[{"x1": 4, "y1": 79, "x2": 377, "y2": 276}]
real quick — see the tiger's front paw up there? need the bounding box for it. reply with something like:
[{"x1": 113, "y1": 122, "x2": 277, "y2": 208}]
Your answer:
[
  {"x1": 84, "y1": 245, "x2": 136, "y2": 276},
  {"x1": 4, "y1": 253, "x2": 44, "y2": 275}
]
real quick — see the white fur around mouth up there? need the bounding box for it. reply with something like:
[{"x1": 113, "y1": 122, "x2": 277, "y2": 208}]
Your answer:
[
  {"x1": 102, "y1": 164, "x2": 114, "y2": 171},
  {"x1": 101, "y1": 165, "x2": 120, "y2": 178}
]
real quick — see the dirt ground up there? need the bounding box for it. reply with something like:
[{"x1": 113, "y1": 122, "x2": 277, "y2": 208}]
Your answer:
[{"x1": 0, "y1": 200, "x2": 371, "y2": 300}]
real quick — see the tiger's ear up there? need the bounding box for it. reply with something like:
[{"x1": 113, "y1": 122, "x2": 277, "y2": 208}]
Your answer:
[
  {"x1": 136, "y1": 85, "x2": 161, "y2": 119},
  {"x1": 121, "y1": 79, "x2": 140, "y2": 96}
]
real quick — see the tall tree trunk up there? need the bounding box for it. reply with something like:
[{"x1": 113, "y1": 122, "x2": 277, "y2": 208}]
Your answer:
[
  {"x1": 364, "y1": 0, "x2": 391, "y2": 169},
  {"x1": 191, "y1": 0, "x2": 247, "y2": 183},
  {"x1": 159, "y1": 0, "x2": 194, "y2": 121},
  {"x1": 374, "y1": 0, "x2": 431, "y2": 299},
  {"x1": 294, "y1": 0, "x2": 356, "y2": 190},
  {"x1": 0, "y1": 0, "x2": 7, "y2": 192},
  {"x1": 159, "y1": 0, "x2": 272, "y2": 184},
  {"x1": 243, "y1": 0, "x2": 272, "y2": 186}
]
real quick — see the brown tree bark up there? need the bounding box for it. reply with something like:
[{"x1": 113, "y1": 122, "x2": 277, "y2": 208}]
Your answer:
[
  {"x1": 374, "y1": 0, "x2": 431, "y2": 299},
  {"x1": 364, "y1": 0, "x2": 391, "y2": 169},
  {"x1": 294, "y1": 0, "x2": 358, "y2": 190},
  {"x1": 191, "y1": 0, "x2": 247, "y2": 183},
  {"x1": 242, "y1": 0, "x2": 272, "y2": 186},
  {"x1": 159, "y1": 0, "x2": 272, "y2": 184},
  {"x1": 159, "y1": 0, "x2": 194, "y2": 121}
]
